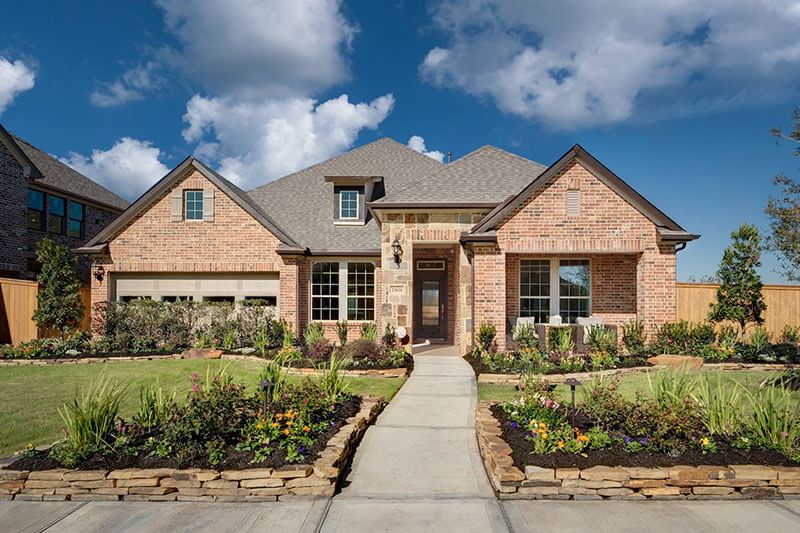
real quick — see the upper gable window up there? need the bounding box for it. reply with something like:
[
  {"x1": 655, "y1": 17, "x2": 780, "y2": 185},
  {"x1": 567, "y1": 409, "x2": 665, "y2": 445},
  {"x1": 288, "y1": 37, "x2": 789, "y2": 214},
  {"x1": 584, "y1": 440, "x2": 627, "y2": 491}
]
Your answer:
[
  {"x1": 339, "y1": 189, "x2": 359, "y2": 220},
  {"x1": 184, "y1": 190, "x2": 204, "y2": 220}
]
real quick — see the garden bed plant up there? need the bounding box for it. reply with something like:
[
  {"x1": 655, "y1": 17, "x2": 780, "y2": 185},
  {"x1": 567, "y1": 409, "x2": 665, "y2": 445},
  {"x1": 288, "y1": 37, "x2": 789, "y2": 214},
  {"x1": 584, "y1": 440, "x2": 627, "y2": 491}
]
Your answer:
[
  {"x1": 466, "y1": 320, "x2": 800, "y2": 377},
  {"x1": 492, "y1": 370, "x2": 800, "y2": 471},
  {"x1": 6, "y1": 356, "x2": 364, "y2": 472}
]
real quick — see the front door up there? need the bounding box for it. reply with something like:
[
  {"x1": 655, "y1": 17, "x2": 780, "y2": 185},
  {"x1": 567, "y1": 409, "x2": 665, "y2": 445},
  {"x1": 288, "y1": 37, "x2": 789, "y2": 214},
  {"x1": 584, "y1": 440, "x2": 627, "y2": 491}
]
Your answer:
[{"x1": 414, "y1": 270, "x2": 447, "y2": 341}]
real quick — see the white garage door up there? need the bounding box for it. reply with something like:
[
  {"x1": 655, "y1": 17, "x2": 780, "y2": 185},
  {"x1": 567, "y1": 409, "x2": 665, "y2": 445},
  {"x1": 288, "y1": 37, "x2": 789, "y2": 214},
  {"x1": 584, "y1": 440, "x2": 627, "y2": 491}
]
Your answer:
[{"x1": 112, "y1": 273, "x2": 280, "y2": 308}]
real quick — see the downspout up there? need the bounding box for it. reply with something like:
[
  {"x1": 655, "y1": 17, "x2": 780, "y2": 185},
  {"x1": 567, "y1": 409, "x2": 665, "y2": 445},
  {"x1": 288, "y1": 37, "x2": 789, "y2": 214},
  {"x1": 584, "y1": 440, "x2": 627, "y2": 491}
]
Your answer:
[{"x1": 675, "y1": 242, "x2": 687, "y2": 252}]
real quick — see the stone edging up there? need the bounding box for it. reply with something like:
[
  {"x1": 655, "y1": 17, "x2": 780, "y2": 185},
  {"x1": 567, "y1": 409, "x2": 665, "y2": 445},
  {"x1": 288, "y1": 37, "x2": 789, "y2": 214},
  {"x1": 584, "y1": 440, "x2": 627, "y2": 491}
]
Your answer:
[
  {"x1": 0, "y1": 354, "x2": 408, "y2": 378},
  {"x1": 0, "y1": 396, "x2": 385, "y2": 503},
  {"x1": 475, "y1": 401, "x2": 800, "y2": 500},
  {"x1": 478, "y1": 362, "x2": 798, "y2": 385}
]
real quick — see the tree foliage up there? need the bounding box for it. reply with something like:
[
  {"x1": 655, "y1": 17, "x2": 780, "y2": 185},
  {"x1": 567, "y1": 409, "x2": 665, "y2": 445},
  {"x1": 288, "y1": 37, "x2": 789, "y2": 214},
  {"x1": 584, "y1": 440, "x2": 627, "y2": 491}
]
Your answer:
[
  {"x1": 767, "y1": 107, "x2": 800, "y2": 281},
  {"x1": 32, "y1": 238, "x2": 83, "y2": 336},
  {"x1": 708, "y1": 223, "x2": 766, "y2": 333}
]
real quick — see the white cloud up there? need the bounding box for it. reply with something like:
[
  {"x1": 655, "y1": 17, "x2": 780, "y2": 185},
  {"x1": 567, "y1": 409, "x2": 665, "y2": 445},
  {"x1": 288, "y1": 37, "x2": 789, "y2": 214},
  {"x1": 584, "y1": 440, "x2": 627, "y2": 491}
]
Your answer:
[
  {"x1": 184, "y1": 93, "x2": 395, "y2": 188},
  {"x1": 90, "y1": 61, "x2": 165, "y2": 107},
  {"x1": 60, "y1": 138, "x2": 170, "y2": 200},
  {"x1": 407, "y1": 135, "x2": 445, "y2": 163},
  {"x1": 421, "y1": 0, "x2": 800, "y2": 128},
  {"x1": 0, "y1": 57, "x2": 35, "y2": 115}
]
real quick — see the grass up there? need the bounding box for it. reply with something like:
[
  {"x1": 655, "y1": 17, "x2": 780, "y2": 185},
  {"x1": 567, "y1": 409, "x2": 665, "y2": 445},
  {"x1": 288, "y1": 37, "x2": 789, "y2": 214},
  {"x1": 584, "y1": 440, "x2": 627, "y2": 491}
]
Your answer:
[
  {"x1": 0, "y1": 359, "x2": 405, "y2": 457},
  {"x1": 478, "y1": 370, "x2": 800, "y2": 407}
]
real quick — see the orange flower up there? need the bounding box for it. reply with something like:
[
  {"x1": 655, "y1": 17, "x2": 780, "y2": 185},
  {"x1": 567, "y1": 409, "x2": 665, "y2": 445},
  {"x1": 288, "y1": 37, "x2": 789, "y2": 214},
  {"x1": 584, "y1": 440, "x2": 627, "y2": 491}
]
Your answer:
[
  {"x1": 286, "y1": 420, "x2": 293, "y2": 427},
  {"x1": 577, "y1": 435, "x2": 590, "y2": 443},
  {"x1": 276, "y1": 413, "x2": 283, "y2": 421},
  {"x1": 557, "y1": 440, "x2": 565, "y2": 448},
  {"x1": 303, "y1": 426, "x2": 310, "y2": 433},
  {"x1": 270, "y1": 422, "x2": 279, "y2": 428},
  {"x1": 283, "y1": 428, "x2": 290, "y2": 436}
]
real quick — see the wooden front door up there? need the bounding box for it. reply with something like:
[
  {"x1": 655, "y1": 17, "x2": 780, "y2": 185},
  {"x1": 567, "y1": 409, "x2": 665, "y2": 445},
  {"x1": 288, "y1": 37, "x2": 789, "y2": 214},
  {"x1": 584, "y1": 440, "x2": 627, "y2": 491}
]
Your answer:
[{"x1": 414, "y1": 269, "x2": 447, "y2": 341}]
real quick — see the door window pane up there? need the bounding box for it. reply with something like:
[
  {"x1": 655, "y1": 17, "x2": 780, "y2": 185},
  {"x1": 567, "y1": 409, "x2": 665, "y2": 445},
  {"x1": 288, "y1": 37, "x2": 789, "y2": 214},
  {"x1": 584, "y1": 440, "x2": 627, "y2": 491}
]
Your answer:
[
  {"x1": 48, "y1": 195, "x2": 65, "y2": 234},
  {"x1": 421, "y1": 281, "x2": 440, "y2": 326},
  {"x1": 520, "y1": 259, "x2": 550, "y2": 323},
  {"x1": 559, "y1": 259, "x2": 591, "y2": 323}
]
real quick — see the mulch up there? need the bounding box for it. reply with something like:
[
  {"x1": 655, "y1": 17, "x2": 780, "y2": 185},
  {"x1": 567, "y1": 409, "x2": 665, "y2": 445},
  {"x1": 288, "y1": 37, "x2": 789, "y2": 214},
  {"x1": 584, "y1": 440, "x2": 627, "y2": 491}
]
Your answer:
[
  {"x1": 491, "y1": 403, "x2": 799, "y2": 470},
  {"x1": 6, "y1": 396, "x2": 361, "y2": 472}
]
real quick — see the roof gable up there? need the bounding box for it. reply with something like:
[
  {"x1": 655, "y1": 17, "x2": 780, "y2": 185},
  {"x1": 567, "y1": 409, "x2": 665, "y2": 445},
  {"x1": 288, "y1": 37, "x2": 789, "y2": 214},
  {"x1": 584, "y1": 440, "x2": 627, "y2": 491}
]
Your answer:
[
  {"x1": 471, "y1": 144, "x2": 698, "y2": 242},
  {"x1": 0, "y1": 123, "x2": 42, "y2": 180},
  {"x1": 83, "y1": 156, "x2": 299, "y2": 249}
]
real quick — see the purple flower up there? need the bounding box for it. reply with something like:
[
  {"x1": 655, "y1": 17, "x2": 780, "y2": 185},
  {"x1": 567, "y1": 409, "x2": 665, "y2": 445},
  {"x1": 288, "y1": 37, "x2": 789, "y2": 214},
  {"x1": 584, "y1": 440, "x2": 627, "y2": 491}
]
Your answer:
[
  {"x1": 624, "y1": 436, "x2": 632, "y2": 444},
  {"x1": 510, "y1": 422, "x2": 519, "y2": 429},
  {"x1": 640, "y1": 437, "x2": 647, "y2": 446}
]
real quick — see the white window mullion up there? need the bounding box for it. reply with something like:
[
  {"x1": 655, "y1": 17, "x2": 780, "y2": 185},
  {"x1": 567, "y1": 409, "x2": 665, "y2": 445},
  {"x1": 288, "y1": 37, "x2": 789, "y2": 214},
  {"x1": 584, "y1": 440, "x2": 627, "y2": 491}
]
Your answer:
[
  {"x1": 339, "y1": 261, "x2": 348, "y2": 319},
  {"x1": 549, "y1": 258, "x2": 559, "y2": 320}
]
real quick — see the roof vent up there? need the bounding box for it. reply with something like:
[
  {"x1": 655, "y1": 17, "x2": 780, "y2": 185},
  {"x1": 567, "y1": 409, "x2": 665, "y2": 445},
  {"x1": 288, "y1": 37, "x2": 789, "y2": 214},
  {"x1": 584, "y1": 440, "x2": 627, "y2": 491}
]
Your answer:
[{"x1": 566, "y1": 189, "x2": 581, "y2": 216}]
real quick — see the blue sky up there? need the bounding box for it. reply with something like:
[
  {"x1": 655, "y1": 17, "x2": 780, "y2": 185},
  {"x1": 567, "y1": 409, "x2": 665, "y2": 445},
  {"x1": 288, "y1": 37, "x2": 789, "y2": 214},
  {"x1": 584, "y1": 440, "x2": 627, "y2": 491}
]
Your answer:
[{"x1": 1, "y1": 1, "x2": 799, "y2": 283}]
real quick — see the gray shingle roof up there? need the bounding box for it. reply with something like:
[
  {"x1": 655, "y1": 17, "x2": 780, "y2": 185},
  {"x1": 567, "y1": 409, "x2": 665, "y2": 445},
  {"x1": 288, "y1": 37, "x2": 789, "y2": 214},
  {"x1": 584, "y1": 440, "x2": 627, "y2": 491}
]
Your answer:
[
  {"x1": 375, "y1": 145, "x2": 547, "y2": 205},
  {"x1": 12, "y1": 134, "x2": 129, "y2": 210},
  {"x1": 247, "y1": 138, "x2": 444, "y2": 252}
]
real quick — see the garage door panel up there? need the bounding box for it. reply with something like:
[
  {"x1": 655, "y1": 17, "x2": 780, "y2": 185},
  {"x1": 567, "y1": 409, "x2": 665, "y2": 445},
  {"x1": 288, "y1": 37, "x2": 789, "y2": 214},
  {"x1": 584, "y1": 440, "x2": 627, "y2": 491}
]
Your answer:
[{"x1": 113, "y1": 273, "x2": 280, "y2": 303}]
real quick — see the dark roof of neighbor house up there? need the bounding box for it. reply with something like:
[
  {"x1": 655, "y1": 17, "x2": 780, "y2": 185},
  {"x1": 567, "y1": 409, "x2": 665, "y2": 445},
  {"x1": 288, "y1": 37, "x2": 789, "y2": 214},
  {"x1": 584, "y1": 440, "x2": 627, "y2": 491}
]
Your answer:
[
  {"x1": 373, "y1": 145, "x2": 548, "y2": 205},
  {"x1": 0, "y1": 127, "x2": 129, "y2": 211},
  {"x1": 247, "y1": 138, "x2": 444, "y2": 253},
  {"x1": 82, "y1": 156, "x2": 300, "y2": 250}
]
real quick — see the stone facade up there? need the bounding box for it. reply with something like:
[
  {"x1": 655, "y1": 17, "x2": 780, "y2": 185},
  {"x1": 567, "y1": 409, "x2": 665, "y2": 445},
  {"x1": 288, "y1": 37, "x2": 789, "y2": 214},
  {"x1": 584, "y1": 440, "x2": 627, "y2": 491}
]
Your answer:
[
  {"x1": 476, "y1": 401, "x2": 800, "y2": 500},
  {"x1": 1, "y1": 396, "x2": 383, "y2": 502}
]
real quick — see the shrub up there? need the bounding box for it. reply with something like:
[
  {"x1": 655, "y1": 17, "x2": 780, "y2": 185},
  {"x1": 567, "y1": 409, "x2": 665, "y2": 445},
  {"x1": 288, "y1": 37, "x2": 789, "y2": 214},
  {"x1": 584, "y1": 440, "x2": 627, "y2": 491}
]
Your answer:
[
  {"x1": 387, "y1": 347, "x2": 409, "y2": 367},
  {"x1": 781, "y1": 325, "x2": 800, "y2": 346},
  {"x1": 303, "y1": 322, "x2": 325, "y2": 346},
  {"x1": 52, "y1": 377, "x2": 125, "y2": 467},
  {"x1": 557, "y1": 352, "x2": 585, "y2": 372},
  {"x1": 305, "y1": 340, "x2": 334, "y2": 362},
  {"x1": 717, "y1": 325, "x2": 739, "y2": 358},
  {"x1": 360, "y1": 322, "x2": 378, "y2": 342},
  {"x1": 740, "y1": 382, "x2": 800, "y2": 453},
  {"x1": 317, "y1": 354, "x2": 349, "y2": 403},
  {"x1": 135, "y1": 383, "x2": 177, "y2": 429},
  {"x1": 581, "y1": 376, "x2": 631, "y2": 428},
  {"x1": 585, "y1": 426, "x2": 612, "y2": 450},
  {"x1": 691, "y1": 373, "x2": 742, "y2": 436},
  {"x1": 587, "y1": 325, "x2": 618, "y2": 357},
  {"x1": 549, "y1": 327, "x2": 574, "y2": 354},
  {"x1": 647, "y1": 369, "x2": 697, "y2": 409},
  {"x1": 512, "y1": 322, "x2": 538, "y2": 349},
  {"x1": 519, "y1": 373, "x2": 556, "y2": 403},
  {"x1": 476, "y1": 322, "x2": 497, "y2": 353},
  {"x1": 382, "y1": 323, "x2": 396, "y2": 347},
  {"x1": 652, "y1": 321, "x2": 691, "y2": 354},
  {"x1": 621, "y1": 320, "x2": 646, "y2": 355},
  {"x1": 33, "y1": 238, "x2": 84, "y2": 337},
  {"x1": 749, "y1": 326, "x2": 772, "y2": 355},
  {"x1": 689, "y1": 323, "x2": 716, "y2": 353},
  {"x1": 589, "y1": 350, "x2": 617, "y2": 370},
  {"x1": 342, "y1": 338, "x2": 382, "y2": 362},
  {"x1": 336, "y1": 320, "x2": 349, "y2": 346}
]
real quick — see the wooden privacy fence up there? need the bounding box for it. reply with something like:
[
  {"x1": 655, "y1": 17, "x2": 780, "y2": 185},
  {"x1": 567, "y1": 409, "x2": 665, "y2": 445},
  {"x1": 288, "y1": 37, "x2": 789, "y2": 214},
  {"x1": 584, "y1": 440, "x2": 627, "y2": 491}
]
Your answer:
[
  {"x1": 677, "y1": 282, "x2": 800, "y2": 337},
  {"x1": 0, "y1": 278, "x2": 91, "y2": 345}
]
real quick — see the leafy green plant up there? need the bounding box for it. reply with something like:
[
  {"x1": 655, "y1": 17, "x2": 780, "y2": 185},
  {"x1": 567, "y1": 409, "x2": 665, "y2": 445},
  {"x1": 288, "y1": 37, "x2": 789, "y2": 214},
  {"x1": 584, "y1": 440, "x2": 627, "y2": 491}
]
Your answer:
[
  {"x1": 54, "y1": 377, "x2": 125, "y2": 466},
  {"x1": 303, "y1": 322, "x2": 325, "y2": 346},
  {"x1": 512, "y1": 322, "x2": 538, "y2": 349},
  {"x1": 341, "y1": 338, "x2": 382, "y2": 364},
  {"x1": 717, "y1": 324, "x2": 739, "y2": 358},
  {"x1": 646, "y1": 369, "x2": 697, "y2": 408},
  {"x1": 32, "y1": 238, "x2": 84, "y2": 337},
  {"x1": 135, "y1": 383, "x2": 177, "y2": 429},
  {"x1": 589, "y1": 350, "x2": 617, "y2": 370},
  {"x1": 691, "y1": 373, "x2": 742, "y2": 436},
  {"x1": 689, "y1": 323, "x2": 717, "y2": 353},
  {"x1": 336, "y1": 320, "x2": 349, "y2": 346},
  {"x1": 652, "y1": 321, "x2": 691, "y2": 354},
  {"x1": 388, "y1": 347, "x2": 408, "y2": 367},
  {"x1": 585, "y1": 426, "x2": 612, "y2": 450},
  {"x1": 259, "y1": 357, "x2": 288, "y2": 402},
  {"x1": 749, "y1": 326, "x2": 772, "y2": 355},
  {"x1": 476, "y1": 322, "x2": 497, "y2": 353},
  {"x1": 253, "y1": 327, "x2": 270, "y2": 356},
  {"x1": 621, "y1": 320, "x2": 646, "y2": 355},
  {"x1": 781, "y1": 325, "x2": 800, "y2": 346},
  {"x1": 382, "y1": 322, "x2": 396, "y2": 347},
  {"x1": 549, "y1": 327, "x2": 574, "y2": 354},
  {"x1": 740, "y1": 382, "x2": 800, "y2": 452},
  {"x1": 587, "y1": 325, "x2": 618, "y2": 356},
  {"x1": 558, "y1": 352, "x2": 585, "y2": 372},
  {"x1": 221, "y1": 331, "x2": 237, "y2": 351},
  {"x1": 360, "y1": 322, "x2": 378, "y2": 343},
  {"x1": 318, "y1": 354, "x2": 349, "y2": 403},
  {"x1": 282, "y1": 324, "x2": 294, "y2": 348}
]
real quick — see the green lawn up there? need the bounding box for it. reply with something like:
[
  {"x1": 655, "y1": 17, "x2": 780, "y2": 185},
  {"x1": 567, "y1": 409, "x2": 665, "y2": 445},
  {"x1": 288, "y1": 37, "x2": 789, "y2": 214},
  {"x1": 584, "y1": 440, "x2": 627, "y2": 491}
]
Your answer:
[
  {"x1": 478, "y1": 370, "x2": 799, "y2": 406},
  {"x1": 0, "y1": 359, "x2": 405, "y2": 457}
]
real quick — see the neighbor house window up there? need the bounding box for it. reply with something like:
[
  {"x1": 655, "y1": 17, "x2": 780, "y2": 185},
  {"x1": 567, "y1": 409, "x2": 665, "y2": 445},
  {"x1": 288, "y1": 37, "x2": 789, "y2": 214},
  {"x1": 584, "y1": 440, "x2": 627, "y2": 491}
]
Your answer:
[
  {"x1": 339, "y1": 189, "x2": 359, "y2": 219},
  {"x1": 520, "y1": 258, "x2": 591, "y2": 324},
  {"x1": 48, "y1": 195, "x2": 65, "y2": 234},
  {"x1": 312, "y1": 261, "x2": 375, "y2": 320},
  {"x1": 27, "y1": 189, "x2": 44, "y2": 230},
  {"x1": 68, "y1": 201, "x2": 85, "y2": 238},
  {"x1": 185, "y1": 190, "x2": 204, "y2": 220}
]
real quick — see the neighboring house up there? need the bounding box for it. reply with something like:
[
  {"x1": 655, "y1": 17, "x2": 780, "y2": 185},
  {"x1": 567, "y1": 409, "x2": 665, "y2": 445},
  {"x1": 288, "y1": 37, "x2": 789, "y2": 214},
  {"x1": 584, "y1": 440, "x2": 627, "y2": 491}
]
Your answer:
[
  {"x1": 79, "y1": 139, "x2": 697, "y2": 352},
  {"x1": 0, "y1": 124, "x2": 128, "y2": 283}
]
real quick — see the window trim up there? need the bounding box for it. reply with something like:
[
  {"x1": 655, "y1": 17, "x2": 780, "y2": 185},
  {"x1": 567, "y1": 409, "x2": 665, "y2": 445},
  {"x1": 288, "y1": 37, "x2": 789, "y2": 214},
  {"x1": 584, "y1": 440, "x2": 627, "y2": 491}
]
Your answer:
[
  {"x1": 338, "y1": 189, "x2": 360, "y2": 220},
  {"x1": 311, "y1": 260, "x2": 376, "y2": 322},
  {"x1": 184, "y1": 189, "x2": 204, "y2": 221},
  {"x1": 519, "y1": 257, "x2": 591, "y2": 324}
]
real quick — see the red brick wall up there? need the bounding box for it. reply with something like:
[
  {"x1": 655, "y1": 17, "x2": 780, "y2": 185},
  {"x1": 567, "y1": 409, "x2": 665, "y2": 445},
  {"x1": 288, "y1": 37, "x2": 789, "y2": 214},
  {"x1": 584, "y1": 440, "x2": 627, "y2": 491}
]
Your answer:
[{"x1": 473, "y1": 244, "x2": 507, "y2": 350}]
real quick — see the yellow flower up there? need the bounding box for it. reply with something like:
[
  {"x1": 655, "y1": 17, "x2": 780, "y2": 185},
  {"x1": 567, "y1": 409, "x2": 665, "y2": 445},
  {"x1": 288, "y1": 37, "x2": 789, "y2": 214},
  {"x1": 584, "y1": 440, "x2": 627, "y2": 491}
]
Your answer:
[
  {"x1": 701, "y1": 437, "x2": 709, "y2": 446},
  {"x1": 283, "y1": 428, "x2": 290, "y2": 436},
  {"x1": 286, "y1": 420, "x2": 294, "y2": 427},
  {"x1": 276, "y1": 413, "x2": 283, "y2": 420},
  {"x1": 541, "y1": 433, "x2": 548, "y2": 440},
  {"x1": 303, "y1": 426, "x2": 310, "y2": 433},
  {"x1": 577, "y1": 435, "x2": 589, "y2": 443},
  {"x1": 255, "y1": 423, "x2": 263, "y2": 430},
  {"x1": 557, "y1": 440, "x2": 565, "y2": 448},
  {"x1": 271, "y1": 422, "x2": 279, "y2": 428}
]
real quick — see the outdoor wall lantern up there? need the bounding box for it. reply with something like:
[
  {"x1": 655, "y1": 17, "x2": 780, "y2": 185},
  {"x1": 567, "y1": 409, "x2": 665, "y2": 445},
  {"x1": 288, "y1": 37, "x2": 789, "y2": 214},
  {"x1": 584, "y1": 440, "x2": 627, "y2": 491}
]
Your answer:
[
  {"x1": 564, "y1": 377, "x2": 581, "y2": 427},
  {"x1": 259, "y1": 379, "x2": 275, "y2": 414},
  {"x1": 391, "y1": 239, "x2": 403, "y2": 265},
  {"x1": 92, "y1": 264, "x2": 105, "y2": 282}
]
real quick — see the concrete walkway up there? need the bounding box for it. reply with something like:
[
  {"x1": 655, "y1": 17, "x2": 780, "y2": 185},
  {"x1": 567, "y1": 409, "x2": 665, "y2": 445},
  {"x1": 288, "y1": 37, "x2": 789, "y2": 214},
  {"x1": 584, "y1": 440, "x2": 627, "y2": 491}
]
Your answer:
[{"x1": 321, "y1": 345, "x2": 508, "y2": 532}]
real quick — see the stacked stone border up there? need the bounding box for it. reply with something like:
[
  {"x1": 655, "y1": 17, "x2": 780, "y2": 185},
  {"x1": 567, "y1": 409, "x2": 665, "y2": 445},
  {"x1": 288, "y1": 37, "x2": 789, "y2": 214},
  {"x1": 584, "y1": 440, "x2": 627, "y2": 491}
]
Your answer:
[
  {"x1": 0, "y1": 396, "x2": 385, "y2": 502},
  {"x1": 0, "y1": 354, "x2": 408, "y2": 378},
  {"x1": 476, "y1": 401, "x2": 800, "y2": 500},
  {"x1": 478, "y1": 363, "x2": 797, "y2": 385}
]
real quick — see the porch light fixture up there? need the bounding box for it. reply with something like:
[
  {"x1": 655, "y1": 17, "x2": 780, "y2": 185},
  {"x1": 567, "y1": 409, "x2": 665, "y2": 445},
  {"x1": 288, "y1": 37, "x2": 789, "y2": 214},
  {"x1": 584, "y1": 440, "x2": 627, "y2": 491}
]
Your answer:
[
  {"x1": 259, "y1": 379, "x2": 275, "y2": 414},
  {"x1": 391, "y1": 239, "x2": 403, "y2": 265},
  {"x1": 564, "y1": 377, "x2": 581, "y2": 427},
  {"x1": 92, "y1": 264, "x2": 105, "y2": 282}
]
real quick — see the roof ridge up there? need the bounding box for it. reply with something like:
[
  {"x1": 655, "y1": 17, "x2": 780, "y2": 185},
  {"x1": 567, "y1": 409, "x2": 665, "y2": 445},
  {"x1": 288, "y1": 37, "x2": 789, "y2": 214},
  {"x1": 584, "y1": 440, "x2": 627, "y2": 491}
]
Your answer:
[{"x1": 248, "y1": 137, "x2": 442, "y2": 194}]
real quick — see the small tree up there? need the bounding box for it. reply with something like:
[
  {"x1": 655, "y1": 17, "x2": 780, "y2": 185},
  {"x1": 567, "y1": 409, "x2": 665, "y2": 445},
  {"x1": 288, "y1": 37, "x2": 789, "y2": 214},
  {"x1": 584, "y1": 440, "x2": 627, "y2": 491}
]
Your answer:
[
  {"x1": 32, "y1": 238, "x2": 83, "y2": 337},
  {"x1": 767, "y1": 107, "x2": 800, "y2": 280},
  {"x1": 708, "y1": 224, "x2": 766, "y2": 334}
]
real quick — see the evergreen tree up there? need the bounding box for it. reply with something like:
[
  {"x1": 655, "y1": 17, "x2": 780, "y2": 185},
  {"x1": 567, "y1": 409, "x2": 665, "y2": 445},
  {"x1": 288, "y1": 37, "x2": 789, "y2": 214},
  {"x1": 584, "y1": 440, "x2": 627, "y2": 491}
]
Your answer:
[
  {"x1": 32, "y1": 238, "x2": 83, "y2": 337},
  {"x1": 708, "y1": 224, "x2": 767, "y2": 334}
]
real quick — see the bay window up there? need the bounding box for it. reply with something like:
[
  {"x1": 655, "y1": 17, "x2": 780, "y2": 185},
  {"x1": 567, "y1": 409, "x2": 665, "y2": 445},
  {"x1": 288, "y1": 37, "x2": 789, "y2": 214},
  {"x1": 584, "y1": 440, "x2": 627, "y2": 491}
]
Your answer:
[
  {"x1": 312, "y1": 261, "x2": 375, "y2": 321},
  {"x1": 520, "y1": 258, "x2": 591, "y2": 324}
]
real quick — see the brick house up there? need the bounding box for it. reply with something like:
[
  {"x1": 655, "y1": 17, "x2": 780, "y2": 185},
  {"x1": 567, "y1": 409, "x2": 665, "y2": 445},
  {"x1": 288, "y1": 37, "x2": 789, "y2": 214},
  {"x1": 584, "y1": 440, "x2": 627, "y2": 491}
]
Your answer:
[
  {"x1": 0, "y1": 124, "x2": 128, "y2": 283},
  {"x1": 79, "y1": 139, "x2": 697, "y2": 353}
]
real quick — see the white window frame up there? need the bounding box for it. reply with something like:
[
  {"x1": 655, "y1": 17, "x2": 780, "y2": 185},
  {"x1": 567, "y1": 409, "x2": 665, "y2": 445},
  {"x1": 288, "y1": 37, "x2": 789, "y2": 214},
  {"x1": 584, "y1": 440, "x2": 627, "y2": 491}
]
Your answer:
[
  {"x1": 339, "y1": 189, "x2": 359, "y2": 220},
  {"x1": 311, "y1": 260, "x2": 375, "y2": 321},
  {"x1": 520, "y1": 257, "x2": 591, "y2": 323},
  {"x1": 184, "y1": 190, "x2": 204, "y2": 221}
]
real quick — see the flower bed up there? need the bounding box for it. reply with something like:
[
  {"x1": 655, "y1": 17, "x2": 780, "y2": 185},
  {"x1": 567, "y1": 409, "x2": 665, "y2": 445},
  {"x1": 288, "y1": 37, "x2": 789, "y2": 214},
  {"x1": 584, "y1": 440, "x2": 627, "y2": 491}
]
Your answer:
[
  {"x1": 475, "y1": 370, "x2": 800, "y2": 500},
  {"x1": 1, "y1": 396, "x2": 383, "y2": 502}
]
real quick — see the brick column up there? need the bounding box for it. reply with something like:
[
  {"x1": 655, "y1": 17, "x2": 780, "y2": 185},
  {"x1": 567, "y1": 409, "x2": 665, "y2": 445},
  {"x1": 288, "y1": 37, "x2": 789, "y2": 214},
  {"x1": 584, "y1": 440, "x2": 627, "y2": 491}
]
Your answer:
[
  {"x1": 636, "y1": 242, "x2": 677, "y2": 334},
  {"x1": 279, "y1": 255, "x2": 301, "y2": 334},
  {"x1": 472, "y1": 244, "x2": 507, "y2": 351}
]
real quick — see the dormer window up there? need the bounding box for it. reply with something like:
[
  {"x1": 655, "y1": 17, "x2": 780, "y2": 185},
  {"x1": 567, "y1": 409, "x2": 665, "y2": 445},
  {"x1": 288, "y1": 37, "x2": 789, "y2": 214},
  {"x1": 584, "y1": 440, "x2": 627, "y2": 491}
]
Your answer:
[{"x1": 339, "y1": 189, "x2": 359, "y2": 220}]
